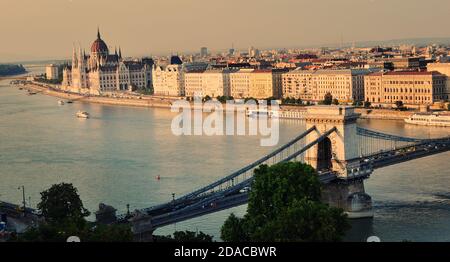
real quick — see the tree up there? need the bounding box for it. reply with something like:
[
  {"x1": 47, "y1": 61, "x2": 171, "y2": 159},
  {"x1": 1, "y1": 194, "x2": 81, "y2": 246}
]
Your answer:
[
  {"x1": 332, "y1": 99, "x2": 339, "y2": 105},
  {"x1": 38, "y1": 183, "x2": 90, "y2": 226},
  {"x1": 203, "y1": 95, "x2": 212, "y2": 102},
  {"x1": 364, "y1": 101, "x2": 371, "y2": 108},
  {"x1": 154, "y1": 231, "x2": 214, "y2": 242},
  {"x1": 85, "y1": 224, "x2": 133, "y2": 242},
  {"x1": 221, "y1": 162, "x2": 350, "y2": 242},
  {"x1": 395, "y1": 100, "x2": 404, "y2": 109},
  {"x1": 220, "y1": 213, "x2": 249, "y2": 242},
  {"x1": 323, "y1": 93, "x2": 333, "y2": 105},
  {"x1": 13, "y1": 183, "x2": 133, "y2": 242}
]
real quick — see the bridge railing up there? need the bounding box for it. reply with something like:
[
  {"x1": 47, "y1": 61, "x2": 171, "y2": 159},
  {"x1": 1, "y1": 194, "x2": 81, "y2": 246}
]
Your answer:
[{"x1": 356, "y1": 127, "x2": 438, "y2": 158}]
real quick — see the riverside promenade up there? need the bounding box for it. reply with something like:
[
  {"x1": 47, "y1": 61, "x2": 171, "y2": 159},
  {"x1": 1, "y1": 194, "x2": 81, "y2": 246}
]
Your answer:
[{"x1": 11, "y1": 79, "x2": 416, "y2": 120}]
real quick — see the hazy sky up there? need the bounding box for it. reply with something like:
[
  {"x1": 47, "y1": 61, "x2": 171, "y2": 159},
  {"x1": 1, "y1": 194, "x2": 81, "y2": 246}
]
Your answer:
[{"x1": 1, "y1": 0, "x2": 450, "y2": 62}]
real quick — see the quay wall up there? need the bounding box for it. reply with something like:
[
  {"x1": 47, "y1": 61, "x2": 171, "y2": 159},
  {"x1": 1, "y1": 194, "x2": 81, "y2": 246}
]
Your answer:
[{"x1": 15, "y1": 82, "x2": 415, "y2": 120}]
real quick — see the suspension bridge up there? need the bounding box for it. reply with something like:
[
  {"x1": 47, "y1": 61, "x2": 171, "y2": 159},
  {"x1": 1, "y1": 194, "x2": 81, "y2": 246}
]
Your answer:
[{"x1": 97, "y1": 106, "x2": 450, "y2": 240}]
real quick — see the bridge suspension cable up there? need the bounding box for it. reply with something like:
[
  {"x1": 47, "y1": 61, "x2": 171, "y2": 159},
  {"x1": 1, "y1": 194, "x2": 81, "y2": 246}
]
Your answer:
[{"x1": 140, "y1": 126, "x2": 317, "y2": 214}]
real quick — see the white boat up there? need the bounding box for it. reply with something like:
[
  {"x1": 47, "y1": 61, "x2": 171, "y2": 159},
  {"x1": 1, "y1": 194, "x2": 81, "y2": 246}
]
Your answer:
[
  {"x1": 58, "y1": 100, "x2": 65, "y2": 105},
  {"x1": 246, "y1": 109, "x2": 279, "y2": 118},
  {"x1": 76, "y1": 111, "x2": 89, "y2": 119},
  {"x1": 405, "y1": 113, "x2": 450, "y2": 127}
]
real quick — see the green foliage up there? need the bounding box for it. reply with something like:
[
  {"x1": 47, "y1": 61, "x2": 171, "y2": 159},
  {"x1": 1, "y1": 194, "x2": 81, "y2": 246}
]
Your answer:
[
  {"x1": 364, "y1": 101, "x2": 371, "y2": 108},
  {"x1": 38, "y1": 183, "x2": 90, "y2": 225},
  {"x1": 281, "y1": 97, "x2": 303, "y2": 105},
  {"x1": 216, "y1": 96, "x2": 234, "y2": 103},
  {"x1": 220, "y1": 213, "x2": 249, "y2": 242},
  {"x1": 202, "y1": 95, "x2": 212, "y2": 102},
  {"x1": 221, "y1": 162, "x2": 350, "y2": 242},
  {"x1": 244, "y1": 97, "x2": 258, "y2": 104},
  {"x1": 323, "y1": 93, "x2": 333, "y2": 105},
  {"x1": 251, "y1": 199, "x2": 349, "y2": 242},
  {"x1": 154, "y1": 231, "x2": 214, "y2": 242},
  {"x1": 395, "y1": 100, "x2": 404, "y2": 109},
  {"x1": 332, "y1": 99, "x2": 339, "y2": 105},
  {"x1": 14, "y1": 183, "x2": 133, "y2": 242},
  {"x1": 85, "y1": 224, "x2": 133, "y2": 242},
  {"x1": 14, "y1": 222, "x2": 133, "y2": 242},
  {"x1": 248, "y1": 163, "x2": 321, "y2": 224}
]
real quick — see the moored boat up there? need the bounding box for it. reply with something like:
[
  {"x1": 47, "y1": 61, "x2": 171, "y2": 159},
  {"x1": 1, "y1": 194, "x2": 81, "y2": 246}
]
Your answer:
[
  {"x1": 76, "y1": 110, "x2": 89, "y2": 119},
  {"x1": 405, "y1": 113, "x2": 450, "y2": 127},
  {"x1": 246, "y1": 108, "x2": 279, "y2": 118}
]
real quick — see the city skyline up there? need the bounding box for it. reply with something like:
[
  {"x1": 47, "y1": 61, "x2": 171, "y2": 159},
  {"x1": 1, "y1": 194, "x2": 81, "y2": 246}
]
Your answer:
[{"x1": 1, "y1": 0, "x2": 450, "y2": 62}]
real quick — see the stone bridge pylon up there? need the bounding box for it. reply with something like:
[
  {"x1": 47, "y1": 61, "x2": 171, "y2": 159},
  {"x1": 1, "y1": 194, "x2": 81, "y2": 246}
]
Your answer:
[{"x1": 304, "y1": 106, "x2": 373, "y2": 218}]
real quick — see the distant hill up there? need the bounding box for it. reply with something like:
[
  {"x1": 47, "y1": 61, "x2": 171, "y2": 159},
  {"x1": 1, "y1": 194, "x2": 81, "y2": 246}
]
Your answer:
[
  {"x1": 0, "y1": 64, "x2": 27, "y2": 77},
  {"x1": 353, "y1": 37, "x2": 450, "y2": 48}
]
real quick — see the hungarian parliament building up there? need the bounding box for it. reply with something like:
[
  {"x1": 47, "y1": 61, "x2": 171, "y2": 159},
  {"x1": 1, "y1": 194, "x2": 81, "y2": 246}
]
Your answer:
[{"x1": 61, "y1": 29, "x2": 153, "y2": 95}]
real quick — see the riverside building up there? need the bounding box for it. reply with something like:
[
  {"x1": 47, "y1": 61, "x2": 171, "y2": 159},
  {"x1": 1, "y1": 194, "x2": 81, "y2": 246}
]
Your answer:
[
  {"x1": 184, "y1": 69, "x2": 233, "y2": 98},
  {"x1": 364, "y1": 71, "x2": 446, "y2": 106},
  {"x1": 152, "y1": 56, "x2": 185, "y2": 97},
  {"x1": 427, "y1": 63, "x2": 450, "y2": 100},
  {"x1": 281, "y1": 69, "x2": 371, "y2": 103},
  {"x1": 61, "y1": 29, "x2": 152, "y2": 95}
]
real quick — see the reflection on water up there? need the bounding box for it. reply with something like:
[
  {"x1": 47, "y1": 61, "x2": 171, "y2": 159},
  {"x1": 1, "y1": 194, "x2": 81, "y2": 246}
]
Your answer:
[{"x1": 1, "y1": 73, "x2": 450, "y2": 241}]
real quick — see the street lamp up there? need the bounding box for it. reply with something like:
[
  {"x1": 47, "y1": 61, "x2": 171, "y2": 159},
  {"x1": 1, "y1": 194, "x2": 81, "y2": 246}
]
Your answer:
[{"x1": 18, "y1": 186, "x2": 26, "y2": 217}]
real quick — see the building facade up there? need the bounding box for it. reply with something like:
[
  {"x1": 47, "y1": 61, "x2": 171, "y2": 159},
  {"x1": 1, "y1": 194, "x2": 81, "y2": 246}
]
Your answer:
[
  {"x1": 184, "y1": 69, "x2": 232, "y2": 98},
  {"x1": 282, "y1": 70, "x2": 314, "y2": 100},
  {"x1": 46, "y1": 64, "x2": 59, "y2": 80},
  {"x1": 364, "y1": 71, "x2": 447, "y2": 106},
  {"x1": 61, "y1": 29, "x2": 152, "y2": 95},
  {"x1": 230, "y1": 69, "x2": 254, "y2": 98},
  {"x1": 282, "y1": 69, "x2": 370, "y2": 102},
  {"x1": 427, "y1": 63, "x2": 450, "y2": 101},
  {"x1": 184, "y1": 71, "x2": 204, "y2": 97},
  {"x1": 152, "y1": 62, "x2": 184, "y2": 97}
]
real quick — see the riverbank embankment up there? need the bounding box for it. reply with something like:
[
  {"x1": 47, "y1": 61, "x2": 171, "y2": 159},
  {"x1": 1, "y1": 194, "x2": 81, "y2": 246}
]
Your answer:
[{"x1": 11, "y1": 80, "x2": 415, "y2": 120}]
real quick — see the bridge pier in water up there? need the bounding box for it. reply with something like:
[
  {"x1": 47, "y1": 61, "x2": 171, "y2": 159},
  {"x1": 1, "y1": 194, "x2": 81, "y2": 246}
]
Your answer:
[{"x1": 305, "y1": 106, "x2": 373, "y2": 218}]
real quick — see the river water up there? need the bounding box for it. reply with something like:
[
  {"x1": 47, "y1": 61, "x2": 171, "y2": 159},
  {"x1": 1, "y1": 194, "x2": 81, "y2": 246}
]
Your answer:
[{"x1": 1, "y1": 66, "x2": 449, "y2": 242}]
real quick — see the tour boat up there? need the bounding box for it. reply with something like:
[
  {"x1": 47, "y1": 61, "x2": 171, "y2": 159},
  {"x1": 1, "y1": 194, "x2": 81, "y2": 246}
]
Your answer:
[
  {"x1": 405, "y1": 113, "x2": 450, "y2": 127},
  {"x1": 67, "y1": 100, "x2": 74, "y2": 104},
  {"x1": 246, "y1": 109, "x2": 279, "y2": 118},
  {"x1": 76, "y1": 111, "x2": 90, "y2": 119},
  {"x1": 58, "y1": 100, "x2": 65, "y2": 105}
]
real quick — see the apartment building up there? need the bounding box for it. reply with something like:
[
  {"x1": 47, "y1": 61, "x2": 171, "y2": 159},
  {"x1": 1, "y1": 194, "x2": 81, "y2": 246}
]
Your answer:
[
  {"x1": 184, "y1": 69, "x2": 232, "y2": 98},
  {"x1": 427, "y1": 63, "x2": 450, "y2": 100},
  {"x1": 152, "y1": 64, "x2": 184, "y2": 96},
  {"x1": 364, "y1": 71, "x2": 446, "y2": 106},
  {"x1": 282, "y1": 69, "x2": 314, "y2": 100},
  {"x1": 230, "y1": 69, "x2": 254, "y2": 98},
  {"x1": 282, "y1": 69, "x2": 370, "y2": 102}
]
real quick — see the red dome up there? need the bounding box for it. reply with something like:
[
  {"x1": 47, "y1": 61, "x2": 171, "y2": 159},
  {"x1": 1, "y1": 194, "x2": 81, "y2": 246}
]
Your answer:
[
  {"x1": 91, "y1": 29, "x2": 109, "y2": 54},
  {"x1": 91, "y1": 38, "x2": 109, "y2": 54}
]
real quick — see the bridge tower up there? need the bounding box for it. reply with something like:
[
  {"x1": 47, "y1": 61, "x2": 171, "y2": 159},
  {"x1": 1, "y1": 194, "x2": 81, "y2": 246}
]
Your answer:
[{"x1": 305, "y1": 106, "x2": 373, "y2": 218}]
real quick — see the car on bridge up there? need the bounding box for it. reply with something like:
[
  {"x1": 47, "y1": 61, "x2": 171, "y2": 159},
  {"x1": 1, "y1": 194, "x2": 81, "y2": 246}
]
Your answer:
[{"x1": 239, "y1": 187, "x2": 251, "y2": 194}]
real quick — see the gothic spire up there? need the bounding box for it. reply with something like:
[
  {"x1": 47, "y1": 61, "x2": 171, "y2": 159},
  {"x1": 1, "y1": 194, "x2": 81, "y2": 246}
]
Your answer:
[{"x1": 97, "y1": 27, "x2": 101, "y2": 39}]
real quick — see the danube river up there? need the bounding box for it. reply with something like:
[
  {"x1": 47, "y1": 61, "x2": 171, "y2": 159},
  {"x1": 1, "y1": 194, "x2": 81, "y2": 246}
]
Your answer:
[{"x1": 1, "y1": 68, "x2": 450, "y2": 241}]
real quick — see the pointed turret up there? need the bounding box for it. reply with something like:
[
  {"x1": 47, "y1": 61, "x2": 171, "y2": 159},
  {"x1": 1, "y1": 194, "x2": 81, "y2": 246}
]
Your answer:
[
  {"x1": 97, "y1": 27, "x2": 101, "y2": 39},
  {"x1": 72, "y1": 44, "x2": 78, "y2": 68},
  {"x1": 119, "y1": 47, "x2": 122, "y2": 59}
]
